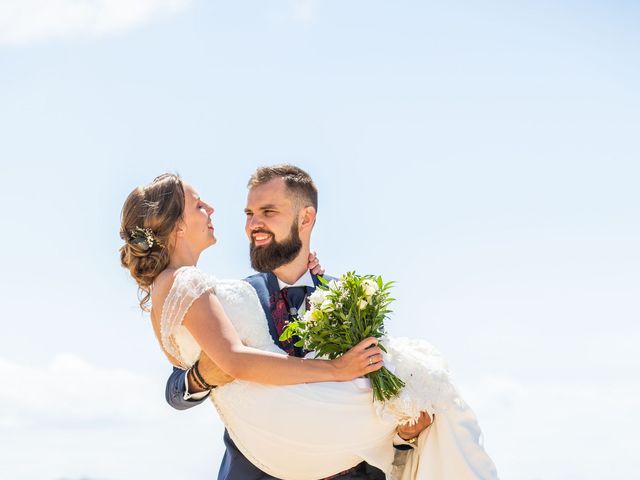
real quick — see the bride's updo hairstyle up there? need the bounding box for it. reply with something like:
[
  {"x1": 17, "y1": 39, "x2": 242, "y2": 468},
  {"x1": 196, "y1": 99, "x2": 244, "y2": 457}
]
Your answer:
[{"x1": 119, "y1": 173, "x2": 185, "y2": 310}]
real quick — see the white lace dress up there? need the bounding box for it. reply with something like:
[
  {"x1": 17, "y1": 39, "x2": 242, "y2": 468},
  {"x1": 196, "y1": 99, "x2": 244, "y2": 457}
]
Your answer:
[{"x1": 160, "y1": 266, "x2": 498, "y2": 480}]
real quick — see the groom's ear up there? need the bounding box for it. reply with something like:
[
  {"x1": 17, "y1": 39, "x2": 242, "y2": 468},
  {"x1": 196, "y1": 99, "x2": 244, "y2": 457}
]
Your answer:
[{"x1": 299, "y1": 206, "x2": 316, "y2": 232}]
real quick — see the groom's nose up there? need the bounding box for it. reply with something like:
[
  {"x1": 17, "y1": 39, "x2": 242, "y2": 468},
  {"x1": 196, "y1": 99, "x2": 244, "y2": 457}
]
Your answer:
[{"x1": 247, "y1": 215, "x2": 264, "y2": 230}]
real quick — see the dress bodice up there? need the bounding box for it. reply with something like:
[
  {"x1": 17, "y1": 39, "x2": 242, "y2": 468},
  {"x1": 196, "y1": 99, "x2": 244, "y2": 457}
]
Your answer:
[{"x1": 159, "y1": 266, "x2": 283, "y2": 369}]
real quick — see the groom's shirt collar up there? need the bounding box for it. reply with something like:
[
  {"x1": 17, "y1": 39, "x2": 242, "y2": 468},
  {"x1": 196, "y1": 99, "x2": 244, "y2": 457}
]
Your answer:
[{"x1": 276, "y1": 270, "x2": 314, "y2": 290}]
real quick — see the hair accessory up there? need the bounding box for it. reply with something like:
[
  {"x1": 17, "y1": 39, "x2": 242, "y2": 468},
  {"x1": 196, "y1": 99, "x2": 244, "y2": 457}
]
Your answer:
[{"x1": 129, "y1": 226, "x2": 159, "y2": 251}]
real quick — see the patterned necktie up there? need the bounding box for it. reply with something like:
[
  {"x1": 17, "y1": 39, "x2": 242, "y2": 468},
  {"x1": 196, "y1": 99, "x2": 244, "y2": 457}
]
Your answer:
[
  {"x1": 284, "y1": 286, "x2": 306, "y2": 316},
  {"x1": 273, "y1": 286, "x2": 308, "y2": 357}
]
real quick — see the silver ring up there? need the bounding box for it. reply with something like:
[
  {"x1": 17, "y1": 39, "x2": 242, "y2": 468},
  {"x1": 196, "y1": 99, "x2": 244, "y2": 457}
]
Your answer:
[{"x1": 368, "y1": 357, "x2": 373, "y2": 366}]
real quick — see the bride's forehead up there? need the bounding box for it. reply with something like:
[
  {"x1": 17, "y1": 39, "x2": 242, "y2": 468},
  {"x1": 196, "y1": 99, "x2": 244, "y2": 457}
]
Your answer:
[{"x1": 182, "y1": 183, "x2": 200, "y2": 200}]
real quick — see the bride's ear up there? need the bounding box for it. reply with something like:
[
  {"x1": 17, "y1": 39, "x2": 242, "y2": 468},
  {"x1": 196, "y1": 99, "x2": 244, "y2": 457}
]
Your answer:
[{"x1": 174, "y1": 220, "x2": 186, "y2": 239}]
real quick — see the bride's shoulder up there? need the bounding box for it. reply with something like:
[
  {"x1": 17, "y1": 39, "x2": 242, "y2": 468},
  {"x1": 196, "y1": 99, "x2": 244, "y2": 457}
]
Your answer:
[
  {"x1": 151, "y1": 268, "x2": 176, "y2": 305},
  {"x1": 153, "y1": 267, "x2": 212, "y2": 302},
  {"x1": 153, "y1": 268, "x2": 177, "y2": 292}
]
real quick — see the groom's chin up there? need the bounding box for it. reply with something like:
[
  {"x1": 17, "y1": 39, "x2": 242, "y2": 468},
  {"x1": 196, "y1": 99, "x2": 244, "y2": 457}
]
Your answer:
[{"x1": 249, "y1": 247, "x2": 270, "y2": 272}]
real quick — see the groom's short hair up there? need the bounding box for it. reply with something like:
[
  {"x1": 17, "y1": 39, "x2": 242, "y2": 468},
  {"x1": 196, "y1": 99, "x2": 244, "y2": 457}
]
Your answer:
[{"x1": 248, "y1": 164, "x2": 318, "y2": 211}]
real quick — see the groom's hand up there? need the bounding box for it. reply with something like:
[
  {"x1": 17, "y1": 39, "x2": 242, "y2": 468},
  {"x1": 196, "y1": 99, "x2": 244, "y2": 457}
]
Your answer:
[{"x1": 397, "y1": 411, "x2": 433, "y2": 441}]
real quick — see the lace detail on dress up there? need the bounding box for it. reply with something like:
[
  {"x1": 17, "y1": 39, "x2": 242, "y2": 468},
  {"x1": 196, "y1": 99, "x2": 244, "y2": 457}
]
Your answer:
[
  {"x1": 159, "y1": 266, "x2": 217, "y2": 368},
  {"x1": 377, "y1": 337, "x2": 460, "y2": 425}
]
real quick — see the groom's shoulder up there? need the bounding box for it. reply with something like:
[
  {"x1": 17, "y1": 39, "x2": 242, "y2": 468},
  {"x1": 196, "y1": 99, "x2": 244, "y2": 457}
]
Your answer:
[
  {"x1": 243, "y1": 272, "x2": 270, "y2": 292},
  {"x1": 243, "y1": 272, "x2": 269, "y2": 283},
  {"x1": 242, "y1": 272, "x2": 338, "y2": 290}
]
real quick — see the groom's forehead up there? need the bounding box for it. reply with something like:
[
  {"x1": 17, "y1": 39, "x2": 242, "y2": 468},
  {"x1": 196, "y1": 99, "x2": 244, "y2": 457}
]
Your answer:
[{"x1": 246, "y1": 178, "x2": 293, "y2": 206}]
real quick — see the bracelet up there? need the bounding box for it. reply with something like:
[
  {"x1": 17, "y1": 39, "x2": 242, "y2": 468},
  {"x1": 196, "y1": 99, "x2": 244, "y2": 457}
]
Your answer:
[
  {"x1": 403, "y1": 435, "x2": 419, "y2": 445},
  {"x1": 187, "y1": 366, "x2": 208, "y2": 390},
  {"x1": 191, "y1": 360, "x2": 216, "y2": 390}
]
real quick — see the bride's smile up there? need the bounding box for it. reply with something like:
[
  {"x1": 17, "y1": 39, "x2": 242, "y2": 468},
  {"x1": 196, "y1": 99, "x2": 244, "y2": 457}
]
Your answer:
[{"x1": 179, "y1": 182, "x2": 216, "y2": 250}]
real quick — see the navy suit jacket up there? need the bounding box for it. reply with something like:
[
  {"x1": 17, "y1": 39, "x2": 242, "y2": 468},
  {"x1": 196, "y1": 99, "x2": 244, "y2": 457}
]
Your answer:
[{"x1": 165, "y1": 271, "x2": 331, "y2": 480}]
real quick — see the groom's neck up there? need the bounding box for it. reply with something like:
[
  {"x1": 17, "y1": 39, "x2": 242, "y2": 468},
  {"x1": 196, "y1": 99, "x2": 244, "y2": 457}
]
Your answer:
[{"x1": 273, "y1": 248, "x2": 310, "y2": 285}]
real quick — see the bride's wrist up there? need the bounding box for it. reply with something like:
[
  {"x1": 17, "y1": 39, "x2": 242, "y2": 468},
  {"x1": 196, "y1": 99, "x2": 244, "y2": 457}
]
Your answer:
[
  {"x1": 188, "y1": 362, "x2": 214, "y2": 392},
  {"x1": 328, "y1": 357, "x2": 345, "y2": 381}
]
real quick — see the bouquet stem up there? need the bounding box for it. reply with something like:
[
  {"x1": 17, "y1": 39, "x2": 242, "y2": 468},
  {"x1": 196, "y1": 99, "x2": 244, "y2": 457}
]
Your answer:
[{"x1": 367, "y1": 366, "x2": 405, "y2": 402}]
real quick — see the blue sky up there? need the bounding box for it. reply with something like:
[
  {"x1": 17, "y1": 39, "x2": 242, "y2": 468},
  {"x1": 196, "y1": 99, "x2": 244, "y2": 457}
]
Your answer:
[{"x1": 1, "y1": 1, "x2": 639, "y2": 479}]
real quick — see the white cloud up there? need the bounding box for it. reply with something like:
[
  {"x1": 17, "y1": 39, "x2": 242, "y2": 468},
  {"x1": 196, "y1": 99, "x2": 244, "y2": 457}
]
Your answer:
[
  {"x1": 0, "y1": 354, "x2": 164, "y2": 429},
  {"x1": 2, "y1": 356, "x2": 639, "y2": 480},
  {"x1": 0, "y1": 354, "x2": 226, "y2": 480},
  {"x1": 0, "y1": 0, "x2": 191, "y2": 46},
  {"x1": 459, "y1": 375, "x2": 640, "y2": 480}
]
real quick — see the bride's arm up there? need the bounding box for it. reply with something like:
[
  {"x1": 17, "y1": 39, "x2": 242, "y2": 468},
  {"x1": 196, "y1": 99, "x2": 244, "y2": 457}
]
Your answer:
[{"x1": 183, "y1": 291, "x2": 383, "y2": 385}]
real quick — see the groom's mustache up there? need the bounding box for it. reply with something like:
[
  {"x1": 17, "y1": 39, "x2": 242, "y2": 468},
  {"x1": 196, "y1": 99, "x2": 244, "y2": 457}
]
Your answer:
[
  {"x1": 249, "y1": 220, "x2": 302, "y2": 272},
  {"x1": 250, "y1": 229, "x2": 274, "y2": 245}
]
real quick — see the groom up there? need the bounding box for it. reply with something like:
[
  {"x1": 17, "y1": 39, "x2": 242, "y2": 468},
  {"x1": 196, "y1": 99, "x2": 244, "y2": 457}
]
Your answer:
[{"x1": 165, "y1": 165, "x2": 431, "y2": 479}]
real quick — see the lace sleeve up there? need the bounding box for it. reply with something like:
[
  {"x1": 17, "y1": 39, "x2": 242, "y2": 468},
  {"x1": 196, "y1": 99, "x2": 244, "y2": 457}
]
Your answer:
[{"x1": 159, "y1": 266, "x2": 217, "y2": 367}]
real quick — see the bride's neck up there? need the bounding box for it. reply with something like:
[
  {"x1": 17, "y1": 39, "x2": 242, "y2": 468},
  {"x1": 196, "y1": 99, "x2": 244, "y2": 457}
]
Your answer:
[{"x1": 168, "y1": 243, "x2": 202, "y2": 269}]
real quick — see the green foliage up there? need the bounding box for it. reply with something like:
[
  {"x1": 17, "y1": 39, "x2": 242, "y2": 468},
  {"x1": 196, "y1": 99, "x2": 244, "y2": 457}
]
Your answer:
[{"x1": 280, "y1": 272, "x2": 405, "y2": 401}]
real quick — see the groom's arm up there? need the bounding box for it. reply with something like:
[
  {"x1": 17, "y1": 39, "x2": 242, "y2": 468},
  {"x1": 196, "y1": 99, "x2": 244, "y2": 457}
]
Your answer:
[
  {"x1": 166, "y1": 354, "x2": 235, "y2": 410},
  {"x1": 165, "y1": 366, "x2": 210, "y2": 410}
]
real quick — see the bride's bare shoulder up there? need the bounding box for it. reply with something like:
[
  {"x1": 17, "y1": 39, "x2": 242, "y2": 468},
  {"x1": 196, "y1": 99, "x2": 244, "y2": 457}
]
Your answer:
[
  {"x1": 150, "y1": 267, "x2": 183, "y2": 318},
  {"x1": 153, "y1": 268, "x2": 179, "y2": 298}
]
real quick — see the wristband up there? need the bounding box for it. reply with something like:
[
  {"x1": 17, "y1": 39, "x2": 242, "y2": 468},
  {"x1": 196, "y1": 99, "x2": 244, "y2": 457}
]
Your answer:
[{"x1": 191, "y1": 360, "x2": 216, "y2": 390}]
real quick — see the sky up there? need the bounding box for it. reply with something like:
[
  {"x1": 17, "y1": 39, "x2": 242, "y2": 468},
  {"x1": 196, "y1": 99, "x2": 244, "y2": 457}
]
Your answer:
[{"x1": 0, "y1": 1, "x2": 639, "y2": 479}]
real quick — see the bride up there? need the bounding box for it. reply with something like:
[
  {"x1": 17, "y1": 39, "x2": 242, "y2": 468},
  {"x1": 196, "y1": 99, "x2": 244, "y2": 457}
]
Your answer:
[{"x1": 119, "y1": 172, "x2": 498, "y2": 480}]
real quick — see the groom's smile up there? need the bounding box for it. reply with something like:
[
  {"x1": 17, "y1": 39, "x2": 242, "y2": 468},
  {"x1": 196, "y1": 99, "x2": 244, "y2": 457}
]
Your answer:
[
  {"x1": 244, "y1": 177, "x2": 307, "y2": 272},
  {"x1": 252, "y1": 230, "x2": 274, "y2": 247}
]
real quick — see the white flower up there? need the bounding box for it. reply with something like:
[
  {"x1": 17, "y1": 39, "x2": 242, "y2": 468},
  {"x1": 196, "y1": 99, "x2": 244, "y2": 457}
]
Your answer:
[
  {"x1": 309, "y1": 289, "x2": 327, "y2": 307},
  {"x1": 321, "y1": 299, "x2": 334, "y2": 312},
  {"x1": 302, "y1": 310, "x2": 314, "y2": 323},
  {"x1": 328, "y1": 279, "x2": 344, "y2": 292},
  {"x1": 362, "y1": 279, "x2": 378, "y2": 297},
  {"x1": 357, "y1": 299, "x2": 368, "y2": 310}
]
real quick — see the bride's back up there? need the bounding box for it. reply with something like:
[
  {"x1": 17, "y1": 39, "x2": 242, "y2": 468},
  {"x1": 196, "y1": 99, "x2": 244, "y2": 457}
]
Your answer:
[{"x1": 150, "y1": 267, "x2": 183, "y2": 366}]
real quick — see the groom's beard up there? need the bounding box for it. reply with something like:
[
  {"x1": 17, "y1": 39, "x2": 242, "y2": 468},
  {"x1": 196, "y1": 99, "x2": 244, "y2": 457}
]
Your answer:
[{"x1": 249, "y1": 221, "x2": 303, "y2": 273}]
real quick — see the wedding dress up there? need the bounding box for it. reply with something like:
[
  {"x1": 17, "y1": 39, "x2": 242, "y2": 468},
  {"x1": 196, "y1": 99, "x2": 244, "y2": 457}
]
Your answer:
[{"x1": 160, "y1": 266, "x2": 498, "y2": 480}]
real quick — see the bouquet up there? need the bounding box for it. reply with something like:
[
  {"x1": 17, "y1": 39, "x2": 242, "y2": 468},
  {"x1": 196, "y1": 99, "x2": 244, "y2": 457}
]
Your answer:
[{"x1": 280, "y1": 272, "x2": 405, "y2": 401}]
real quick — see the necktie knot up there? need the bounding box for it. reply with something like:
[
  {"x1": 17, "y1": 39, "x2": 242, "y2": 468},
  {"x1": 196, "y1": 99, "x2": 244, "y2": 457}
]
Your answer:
[{"x1": 282, "y1": 286, "x2": 306, "y2": 316}]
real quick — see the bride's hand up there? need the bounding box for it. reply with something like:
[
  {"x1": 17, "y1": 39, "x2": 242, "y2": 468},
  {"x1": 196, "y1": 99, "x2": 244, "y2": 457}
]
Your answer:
[
  {"x1": 331, "y1": 337, "x2": 384, "y2": 381},
  {"x1": 307, "y1": 250, "x2": 325, "y2": 276}
]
